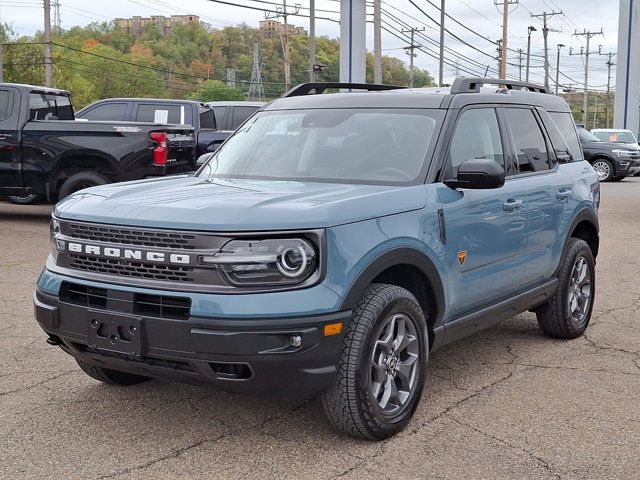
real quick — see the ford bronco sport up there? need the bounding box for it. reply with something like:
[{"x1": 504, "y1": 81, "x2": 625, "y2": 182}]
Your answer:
[{"x1": 34, "y1": 78, "x2": 600, "y2": 440}]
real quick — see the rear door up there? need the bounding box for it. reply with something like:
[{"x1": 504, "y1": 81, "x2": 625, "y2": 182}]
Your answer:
[
  {"x1": 0, "y1": 87, "x2": 23, "y2": 194},
  {"x1": 502, "y1": 106, "x2": 574, "y2": 284},
  {"x1": 437, "y1": 106, "x2": 528, "y2": 319}
]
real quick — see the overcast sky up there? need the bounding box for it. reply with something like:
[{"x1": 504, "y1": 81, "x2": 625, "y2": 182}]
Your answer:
[{"x1": 0, "y1": 0, "x2": 621, "y2": 89}]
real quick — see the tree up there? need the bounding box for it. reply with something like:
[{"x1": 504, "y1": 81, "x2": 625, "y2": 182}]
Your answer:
[{"x1": 188, "y1": 80, "x2": 245, "y2": 102}]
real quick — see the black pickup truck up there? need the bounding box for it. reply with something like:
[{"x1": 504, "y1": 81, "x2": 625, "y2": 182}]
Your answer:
[
  {"x1": 0, "y1": 83, "x2": 196, "y2": 203},
  {"x1": 76, "y1": 98, "x2": 223, "y2": 156}
]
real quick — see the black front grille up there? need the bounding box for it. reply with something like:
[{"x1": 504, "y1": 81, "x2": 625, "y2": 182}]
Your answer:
[
  {"x1": 60, "y1": 281, "x2": 191, "y2": 321},
  {"x1": 60, "y1": 282, "x2": 107, "y2": 309},
  {"x1": 69, "y1": 254, "x2": 195, "y2": 283},
  {"x1": 134, "y1": 293, "x2": 191, "y2": 320},
  {"x1": 68, "y1": 223, "x2": 197, "y2": 250}
]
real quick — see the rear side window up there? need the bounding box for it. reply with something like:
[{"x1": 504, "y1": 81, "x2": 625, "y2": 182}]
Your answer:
[
  {"x1": 0, "y1": 90, "x2": 11, "y2": 120},
  {"x1": 136, "y1": 104, "x2": 190, "y2": 124},
  {"x1": 231, "y1": 106, "x2": 258, "y2": 130},
  {"x1": 447, "y1": 108, "x2": 504, "y2": 176},
  {"x1": 549, "y1": 112, "x2": 584, "y2": 161},
  {"x1": 28, "y1": 93, "x2": 74, "y2": 120},
  {"x1": 79, "y1": 103, "x2": 127, "y2": 121},
  {"x1": 504, "y1": 108, "x2": 550, "y2": 173},
  {"x1": 199, "y1": 108, "x2": 216, "y2": 129}
]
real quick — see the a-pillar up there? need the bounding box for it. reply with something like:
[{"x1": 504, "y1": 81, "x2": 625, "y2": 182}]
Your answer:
[
  {"x1": 339, "y1": 0, "x2": 366, "y2": 84},
  {"x1": 614, "y1": 0, "x2": 640, "y2": 137}
]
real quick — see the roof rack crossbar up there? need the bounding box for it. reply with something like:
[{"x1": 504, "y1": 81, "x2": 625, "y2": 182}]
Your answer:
[
  {"x1": 282, "y1": 82, "x2": 405, "y2": 98},
  {"x1": 450, "y1": 77, "x2": 551, "y2": 95}
]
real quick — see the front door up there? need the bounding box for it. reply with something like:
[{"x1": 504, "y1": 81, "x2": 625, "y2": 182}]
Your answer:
[
  {"x1": 437, "y1": 107, "x2": 528, "y2": 320},
  {"x1": 0, "y1": 88, "x2": 22, "y2": 195}
]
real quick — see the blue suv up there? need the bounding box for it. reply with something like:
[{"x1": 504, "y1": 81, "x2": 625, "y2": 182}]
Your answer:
[{"x1": 35, "y1": 78, "x2": 600, "y2": 439}]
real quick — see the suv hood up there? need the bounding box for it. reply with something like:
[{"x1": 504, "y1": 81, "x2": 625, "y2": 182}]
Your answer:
[{"x1": 54, "y1": 176, "x2": 427, "y2": 231}]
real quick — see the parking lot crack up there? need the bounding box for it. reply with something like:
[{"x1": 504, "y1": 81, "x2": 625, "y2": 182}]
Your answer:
[
  {"x1": 0, "y1": 370, "x2": 77, "y2": 396},
  {"x1": 448, "y1": 416, "x2": 561, "y2": 479},
  {"x1": 98, "y1": 436, "x2": 222, "y2": 479}
]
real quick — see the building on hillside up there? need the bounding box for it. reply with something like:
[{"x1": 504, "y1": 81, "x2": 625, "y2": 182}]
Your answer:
[
  {"x1": 114, "y1": 15, "x2": 199, "y2": 36},
  {"x1": 259, "y1": 20, "x2": 306, "y2": 39}
]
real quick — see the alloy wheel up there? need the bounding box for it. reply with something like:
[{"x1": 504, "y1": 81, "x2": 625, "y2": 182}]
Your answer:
[
  {"x1": 370, "y1": 313, "x2": 420, "y2": 416},
  {"x1": 567, "y1": 256, "x2": 592, "y2": 325},
  {"x1": 592, "y1": 161, "x2": 611, "y2": 181}
]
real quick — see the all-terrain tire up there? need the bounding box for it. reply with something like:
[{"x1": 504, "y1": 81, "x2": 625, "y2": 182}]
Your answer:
[
  {"x1": 58, "y1": 172, "x2": 110, "y2": 199},
  {"x1": 77, "y1": 359, "x2": 150, "y2": 386},
  {"x1": 536, "y1": 238, "x2": 595, "y2": 339},
  {"x1": 321, "y1": 284, "x2": 428, "y2": 440}
]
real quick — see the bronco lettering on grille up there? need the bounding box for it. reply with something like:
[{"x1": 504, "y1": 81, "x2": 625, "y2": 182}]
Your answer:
[{"x1": 67, "y1": 242, "x2": 190, "y2": 265}]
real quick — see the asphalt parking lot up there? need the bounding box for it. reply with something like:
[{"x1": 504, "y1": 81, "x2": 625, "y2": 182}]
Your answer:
[{"x1": 1, "y1": 179, "x2": 639, "y2": 480}]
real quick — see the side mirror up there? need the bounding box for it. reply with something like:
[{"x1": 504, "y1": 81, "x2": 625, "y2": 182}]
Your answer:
[
  {"x1": 444, "y1": 158, "x2": 506, "y2": 190},
  {"x1": 196, "y1": 152, "x2": 215, "y2": 168}
]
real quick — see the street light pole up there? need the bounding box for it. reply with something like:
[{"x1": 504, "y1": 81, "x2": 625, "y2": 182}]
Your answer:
[
  {"x1": 526, "y1": 26, "x2": 536, "y2": 82},
  {"x1": 555, "y1": 43, "x2": 565, "y2": 94}
]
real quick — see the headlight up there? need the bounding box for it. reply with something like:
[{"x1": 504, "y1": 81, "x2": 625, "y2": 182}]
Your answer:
[
  {"x1": 199, "y1": 238, "x2": 318, "y2": 286},
  {"x1": 50, "y1": 217, "x2": 65, "y2": 251},
  {"x1": 612, "y1": 149, "x2": 637, "y2": 158}
]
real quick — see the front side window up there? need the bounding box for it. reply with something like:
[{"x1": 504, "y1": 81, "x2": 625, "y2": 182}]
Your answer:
[
  {"x1": 79, "y1": 103, "x2": 127, "y2": 121},
  {"x1": 505, "y1": 108, "x2": 550, "y2": 173},
  {"x1": 199, "y1": 108, "x2": 443, "y2": 185},
  {"x1": 28, "y1": 93, "x2": 73, "y2": 120},
  {"x1": 447, "y1": 108, "x2": 504, "y2": 177},
  {"x1": 231, "y1": 106, "x2": 259, "y2": 129}
]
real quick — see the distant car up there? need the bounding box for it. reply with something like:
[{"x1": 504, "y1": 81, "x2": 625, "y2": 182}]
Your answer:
[
  {"x1": 76, "y1": 98, "x2": 221, "y2": 156},
  {"x1": 206, "y1": 101, "x2": 266, "y2": 133},
  {"x1": 577, "y1": 127, "x2": 640, "y2": 181},
  {"x1": 591, "y1": 128, "x2": 639, "y2": 146}
]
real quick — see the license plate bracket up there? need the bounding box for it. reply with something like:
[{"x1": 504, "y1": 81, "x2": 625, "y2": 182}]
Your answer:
[{"x1": 87, "y1": 311, "x2": 143, "y2": 357}]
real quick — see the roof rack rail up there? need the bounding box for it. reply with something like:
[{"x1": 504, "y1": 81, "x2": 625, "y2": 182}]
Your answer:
[
  {"x1": 282, "y1": 82, "x2": 405, "y2": 98},
  {"x1": 450, "y1": 77, "x2": 551, "y2": 95}
]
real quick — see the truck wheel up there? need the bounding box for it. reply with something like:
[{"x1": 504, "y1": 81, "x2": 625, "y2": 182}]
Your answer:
[
  {"x1": 321, "y1": 284, "x2": 428, "y2": 440},
  {"x1": 7, "y1": 193, "x2": 43, "y2": 205},
  {"x1": 592, "y1": 159, "x2": 614, "y2": 182},
  {"x1": 76, "y1": 360, "x2": 150, "y2": 386},
  {"x1": 536, "y1": 238, "x2": 595, "y2": 339},
  {"x1": 612, "y1": 176, "x2": 625, "y2": 182},
  {"x1": 58, "y1": 172, "x2": 110, "y2": 199}
]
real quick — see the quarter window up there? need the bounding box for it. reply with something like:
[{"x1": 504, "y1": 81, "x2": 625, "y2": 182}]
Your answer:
[
  {"x1": 505, "y1": 108, "x2": 550, "y2": 173},
  {"x1": 0, "y1": 90, "x2": 11, "y2": 120},
  {"x1": 448, "y1": 108, "x2": 504, "y2": 176},
  {"x1": 549, "y1": 112, "x2": 584, "y2": 161}
]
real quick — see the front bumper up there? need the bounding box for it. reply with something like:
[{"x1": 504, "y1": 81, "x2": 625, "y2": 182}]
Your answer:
[{"x1": 34, "y1": 285, "x2": 350, "y2": 399}]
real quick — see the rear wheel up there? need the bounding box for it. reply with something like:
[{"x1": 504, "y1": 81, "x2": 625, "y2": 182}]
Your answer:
[
  {"x1": 321, "y1": 284, "x2": 428, "y2": 440},
  {"x1": 612, "y1": 176, "x2": 626, "y2": 182},
  {"x1": 77, "y1": 360, "x2": 150, "y2": 386},
  {"x1": 58, "y1": 172, "x2": 110, "y2": 199},
  {"x1": 592, "y1": 159, "x2": 614, "y2": 182},
  {"x1": 537, "y1": 238, "x2": 595, "y2": 339}
]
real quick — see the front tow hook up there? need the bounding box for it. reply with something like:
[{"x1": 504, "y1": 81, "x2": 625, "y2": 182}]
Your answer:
[{"x1": 45, "y1": 335, "x2": 63, "y2": 346}]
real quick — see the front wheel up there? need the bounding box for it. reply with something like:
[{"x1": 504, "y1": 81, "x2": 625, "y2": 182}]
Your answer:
[
  {"x1": 536, "y1": 238, "x2": 595, "y2": 339},
  {"x1": 7, "y1": 193, "x2": 43, "y2": 205},
  {"x1": 321, "y1": 284, "x2": 428, "y2": 440}
]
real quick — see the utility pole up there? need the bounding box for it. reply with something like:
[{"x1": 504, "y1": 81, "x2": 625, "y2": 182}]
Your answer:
[
  {"x1": 373, "y1": 0, "x2": 382, "y2": 83},
  {"x1": 438, "y1": 0, "x2": 445, "y2": 86},
  {"x1": 43, "y1": 0, "x2": 53, "y2": 87},
  {"x1": 401, "y1": 27, "x2": 424, "y2": 87},
  {"x1": 496, "y1": 0, "x2": 518, "y2": 79},
  {"x1": 555, "y1": 43, "x2": 565, "y2": 94},
  {"x1": 309, "y1": 0, "x2": 316, "y2": 82},
  {"x1": 266, "y1": 1, "x2": 299, "y2": 92},
  {"x1": 496, "y1": 39, "x2": 503, "y2": 76},
  {"x1": 593, "y1": 95, "x2": 599, "y2": 129},
  {"x1": 517, "y1": 48, "x2": 523, "y2": 81},
  {"x1": 571, "y1": 29, "x2": 604, "y2": 125},
  {"x1": 531, "y1": 11, "x2": 562, "y2": 87},
  {"x1": 526, "y1": 26, "x2": 536, "y2": 82},
  {"x1": 599, "y1": 49, "x2": 616, "y2": 128},
  {"x1": 53, "y1": 0, "x2": 61, "y2": 32},
  {"x1": 0, "y1": 43, "x2": 3, "y2": 83}
]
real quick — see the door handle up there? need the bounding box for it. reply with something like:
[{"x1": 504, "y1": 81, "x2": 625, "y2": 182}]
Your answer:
[
  {"x1": 556, "y1": 189, "x2": 572, "y2": 200},
  {"x1": 503, "y1": 198, "x2": 523, "y2": 211},
  {"x1": 0, "y1": 134, "x2": 12, "y2": 140}
]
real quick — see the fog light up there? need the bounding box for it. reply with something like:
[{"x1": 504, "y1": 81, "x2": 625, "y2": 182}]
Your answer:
[
  {"x1": 290, "y1": 335, "x2": 302, "y2": 348},
  {"x1": 55, "y1": 239, "x2": 65, "y2": 251}
]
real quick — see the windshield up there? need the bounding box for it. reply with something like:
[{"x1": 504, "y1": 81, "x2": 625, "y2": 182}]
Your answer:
[
  {"x1": 198, "y1": 108, "x2": 443, "y2": 185},
  {"x1": 592, "y1": 130, "x2": 638, "y2": 144},
  {"x1": 577, "y1": 127, "x2": 602, "y2": 143}
]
